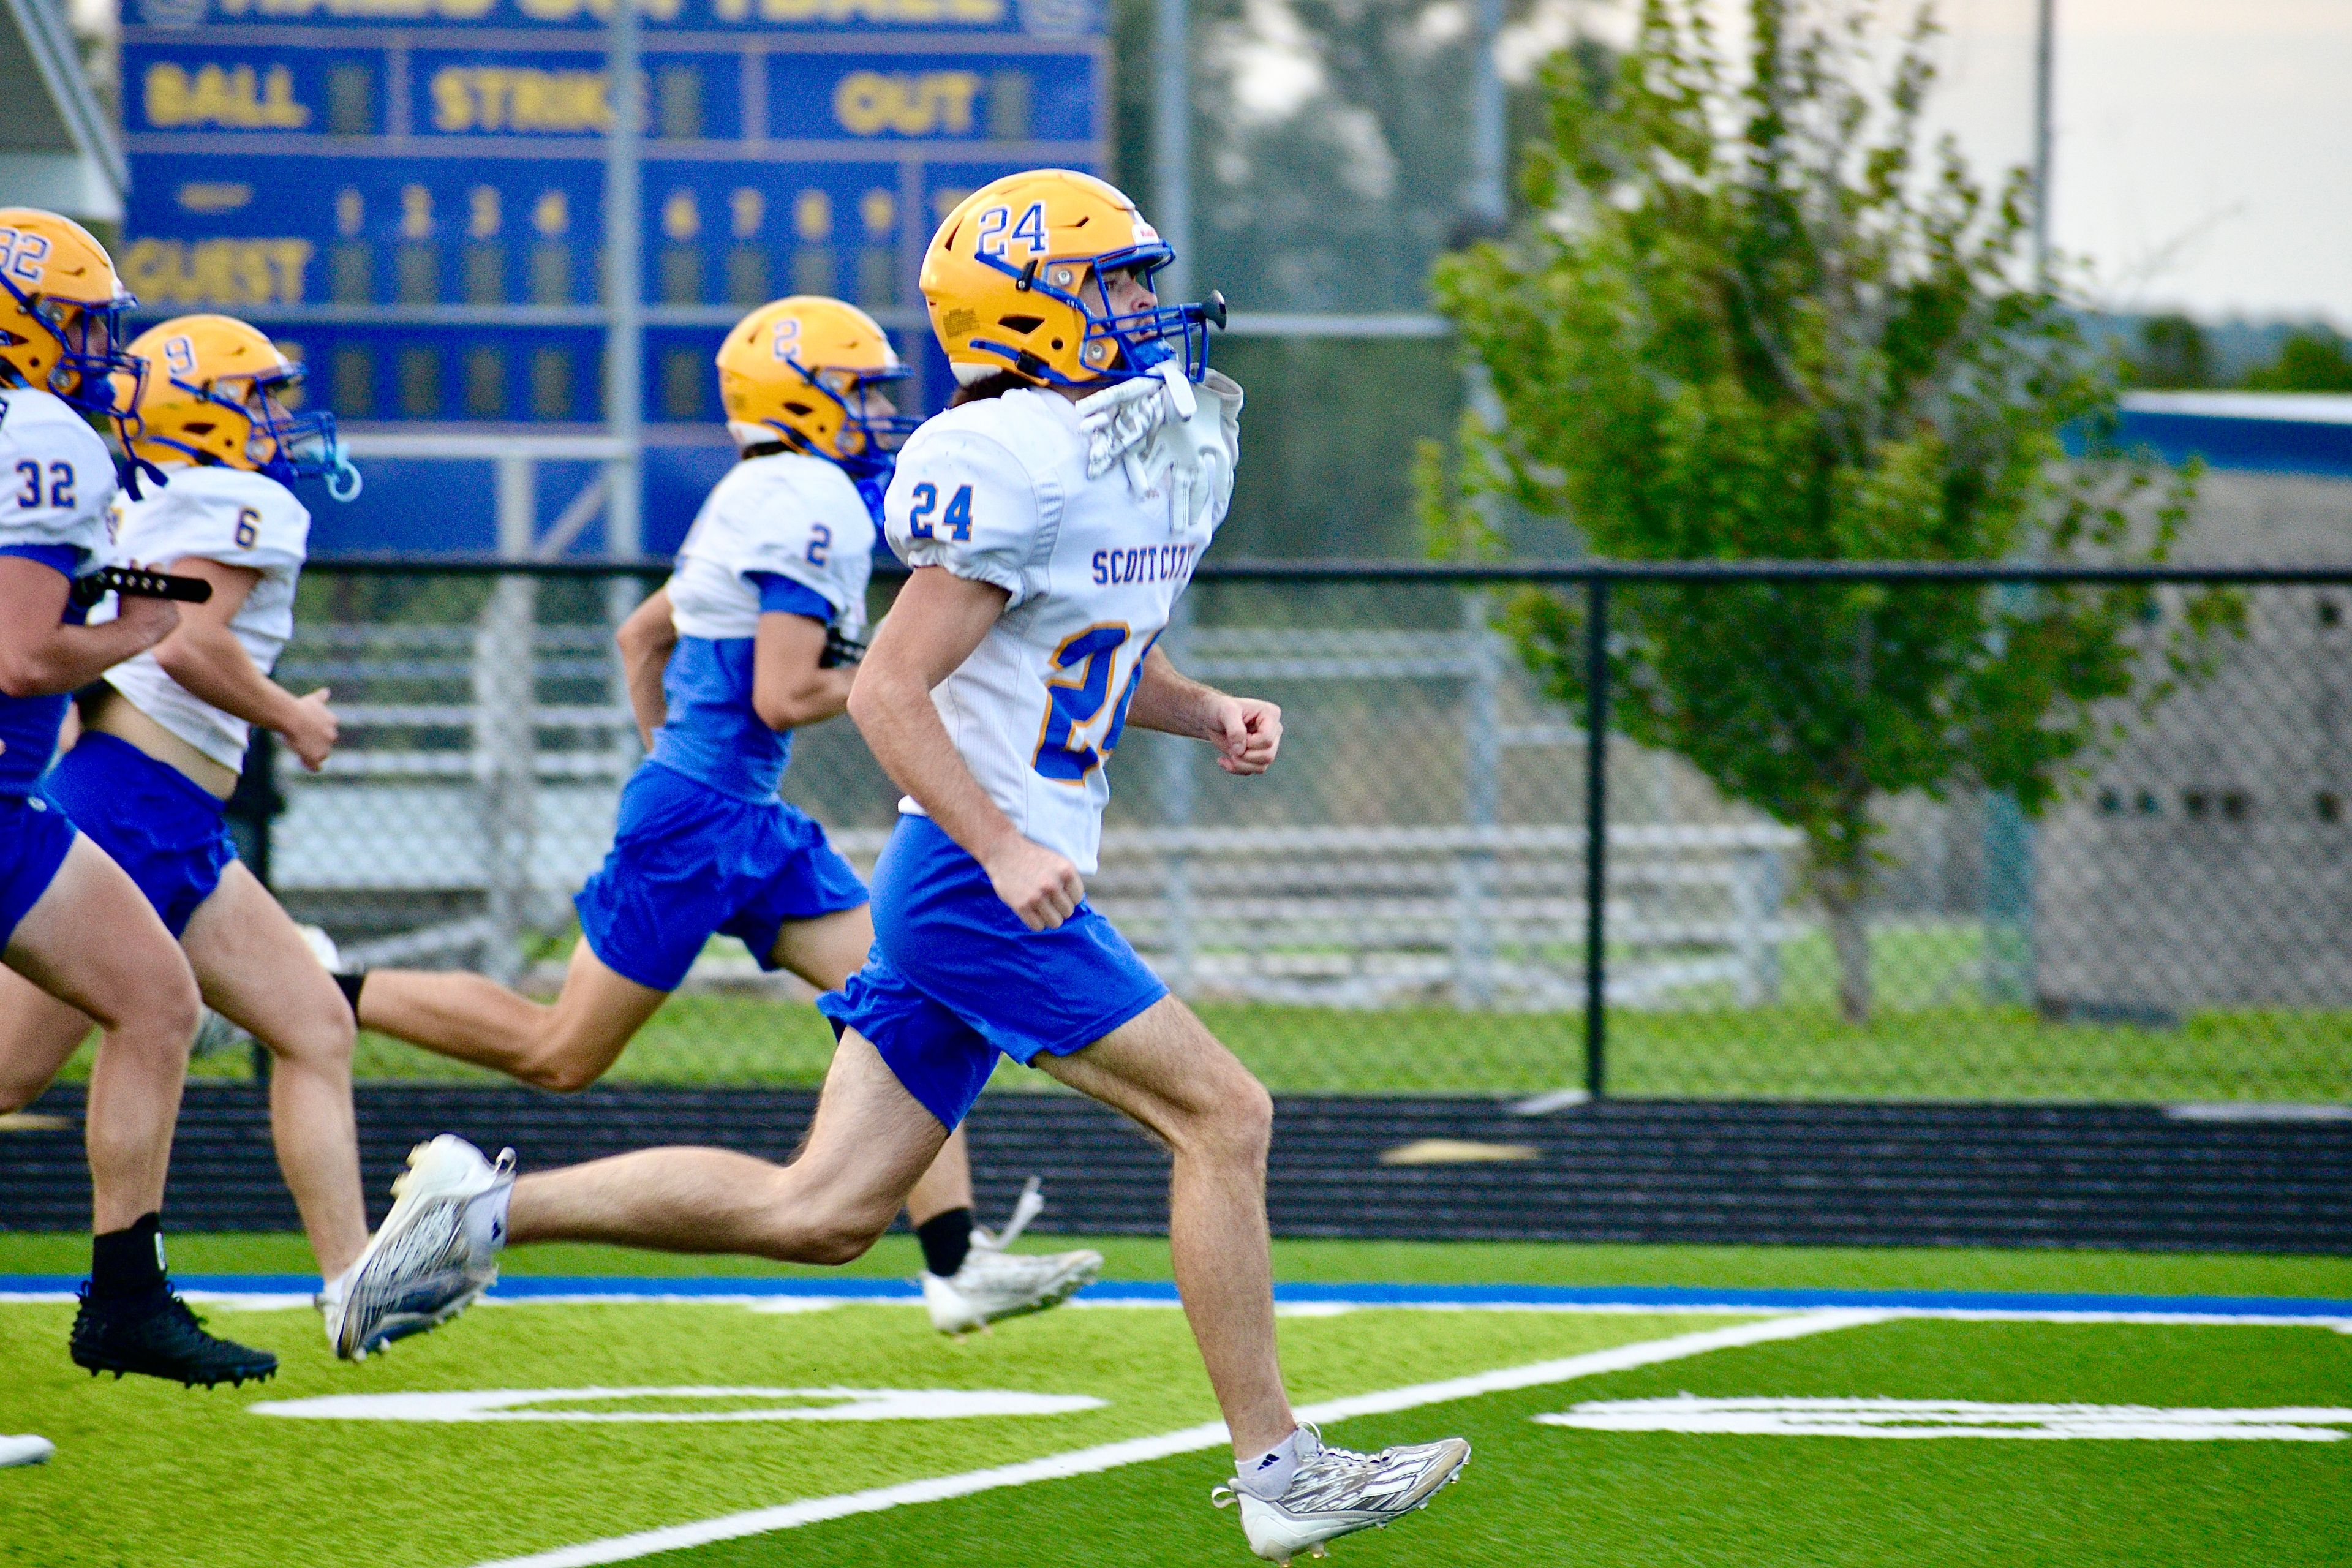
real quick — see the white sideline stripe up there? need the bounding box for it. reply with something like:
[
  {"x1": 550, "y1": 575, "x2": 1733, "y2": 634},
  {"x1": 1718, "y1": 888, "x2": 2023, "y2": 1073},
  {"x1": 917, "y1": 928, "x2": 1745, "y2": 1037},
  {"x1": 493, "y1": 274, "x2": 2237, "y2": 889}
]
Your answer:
[{"x1": 465, "y1": 1309, "x2": 1886, "y2": 1568}]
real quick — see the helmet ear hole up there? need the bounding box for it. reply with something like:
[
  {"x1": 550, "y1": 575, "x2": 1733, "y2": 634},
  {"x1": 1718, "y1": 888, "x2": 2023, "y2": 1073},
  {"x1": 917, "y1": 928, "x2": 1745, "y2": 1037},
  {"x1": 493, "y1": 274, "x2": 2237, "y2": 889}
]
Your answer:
[{"x1": 997, "y1": 315, "x2": 1044, "y2": 336}]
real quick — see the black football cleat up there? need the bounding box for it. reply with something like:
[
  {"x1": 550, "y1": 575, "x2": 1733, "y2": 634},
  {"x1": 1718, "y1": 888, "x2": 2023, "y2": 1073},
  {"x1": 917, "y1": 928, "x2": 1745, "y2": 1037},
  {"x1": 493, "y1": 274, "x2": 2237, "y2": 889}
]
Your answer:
[{"x1": 69, "y1": 1286, "x2": 278, "y2": 1389}]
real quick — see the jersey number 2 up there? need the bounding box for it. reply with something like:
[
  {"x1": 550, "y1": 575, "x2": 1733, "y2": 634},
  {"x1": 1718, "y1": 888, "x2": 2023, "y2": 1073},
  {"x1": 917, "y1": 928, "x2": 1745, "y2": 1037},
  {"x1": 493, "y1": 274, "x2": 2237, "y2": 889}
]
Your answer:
[
  {"x1": 14, "y1": 461, "x2": 70, "y2": 509},
  {"x1": 1034, "y1": 624, "x2": 1154, "y2": 783},
  {"x1": 906, "y1": 483, "x2": 972, "y2": 542}
]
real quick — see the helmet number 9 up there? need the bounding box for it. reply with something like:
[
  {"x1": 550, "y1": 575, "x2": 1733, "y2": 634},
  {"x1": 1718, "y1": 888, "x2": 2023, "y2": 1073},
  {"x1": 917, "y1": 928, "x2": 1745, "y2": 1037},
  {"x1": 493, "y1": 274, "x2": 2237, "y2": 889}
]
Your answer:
[
  {"x1": 906, "y1": 481, "x2": 973, "y2": 542},
  {"x1": 0, "y1": 228, "x2": 51, "y2": 286},
  {"x1": 974, "y1": 202, "x2": 1049, "y2": 261},
  {"x1": 163, "y1": 336, "x2": 198, "y2": 379}
]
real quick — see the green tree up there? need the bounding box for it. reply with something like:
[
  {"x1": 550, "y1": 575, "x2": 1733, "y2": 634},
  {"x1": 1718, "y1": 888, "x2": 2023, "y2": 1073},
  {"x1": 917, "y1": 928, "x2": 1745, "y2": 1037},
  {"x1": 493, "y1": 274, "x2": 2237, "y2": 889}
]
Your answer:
[
  {"x1": 2241, "y1": 330, "x2": 2352, "y2": 393},
  {"x1": 1427, "y1": 0, "x2": 2222, "y2": 1023},
  {"x1": 2131, "y1": 314, "x2": 2212, "y2": 390}
]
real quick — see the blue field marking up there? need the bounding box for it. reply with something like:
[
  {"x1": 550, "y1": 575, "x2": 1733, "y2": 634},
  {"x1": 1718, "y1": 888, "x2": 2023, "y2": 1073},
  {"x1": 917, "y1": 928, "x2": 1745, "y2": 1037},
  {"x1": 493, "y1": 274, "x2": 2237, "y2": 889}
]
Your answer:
[{"x1": 0, "y1": 1276, "x2": 2348, "y2": 1319}]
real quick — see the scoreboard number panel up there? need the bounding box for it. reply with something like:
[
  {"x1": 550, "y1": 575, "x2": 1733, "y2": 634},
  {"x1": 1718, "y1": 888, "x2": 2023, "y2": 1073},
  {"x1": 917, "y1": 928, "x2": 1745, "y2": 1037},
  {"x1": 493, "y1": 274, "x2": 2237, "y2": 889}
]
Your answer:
[{"x1": 122, "y1": 0, "x2": 1106, "y2": 424}]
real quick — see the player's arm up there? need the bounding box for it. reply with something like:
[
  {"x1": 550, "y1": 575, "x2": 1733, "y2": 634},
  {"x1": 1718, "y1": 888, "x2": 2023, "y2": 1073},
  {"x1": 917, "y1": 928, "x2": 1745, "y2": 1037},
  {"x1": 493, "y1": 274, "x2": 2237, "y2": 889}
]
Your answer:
[
  {"x1": 0, "y1": 554, "x2": 179, "y2": 698},
  {"x1": 616, "y1": 584, "x2": 677, "y2": 748},
  {"x1": 750, "y1": 609, "x2": 855, "y2": 731},
  {"x1": 145, "y1": 555, "x2": 338, "y2": 771},
  {"x1": 848, "y1": 567, "x2": 1085, "y2": 931},
  {"x1": 1126, "y1": 645, "x2": 1283, "y2": 777}
]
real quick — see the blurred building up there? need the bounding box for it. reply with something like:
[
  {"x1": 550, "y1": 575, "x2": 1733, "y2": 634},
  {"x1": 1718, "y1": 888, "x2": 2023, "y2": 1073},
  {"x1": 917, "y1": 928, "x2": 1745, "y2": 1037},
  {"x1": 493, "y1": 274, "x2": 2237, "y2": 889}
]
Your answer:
[
  {"x1": 2036, "y1": 392, "x2": 2352, "y2": 1017},
  {"x1": 1, "y1": 0, "x2": 122, "y2": 221}
]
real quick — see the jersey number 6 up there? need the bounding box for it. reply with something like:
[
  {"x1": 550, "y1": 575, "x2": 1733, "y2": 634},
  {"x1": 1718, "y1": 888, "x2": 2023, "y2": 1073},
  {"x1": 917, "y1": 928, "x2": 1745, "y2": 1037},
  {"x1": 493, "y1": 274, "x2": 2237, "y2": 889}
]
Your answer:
[{"x1": 1034, "y1": 624, "x2": 1155, "y2": 783}]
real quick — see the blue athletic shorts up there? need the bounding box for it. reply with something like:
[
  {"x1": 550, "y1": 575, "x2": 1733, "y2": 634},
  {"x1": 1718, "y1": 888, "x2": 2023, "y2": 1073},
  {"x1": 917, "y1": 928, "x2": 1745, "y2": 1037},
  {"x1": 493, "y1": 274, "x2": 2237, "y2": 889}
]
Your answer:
[
  {"x1": 817, "y1": 813, "x2": 1169, "y2": 1131},
  {"x1": 0, "y1": 792, "x2": 78, "y2": 956},
  {"x1": 43, "y1": 733, "x2": 236, "y2": 939},
  {"x1": 574, "y1": 760, "x2": 869, "y2": 993}
]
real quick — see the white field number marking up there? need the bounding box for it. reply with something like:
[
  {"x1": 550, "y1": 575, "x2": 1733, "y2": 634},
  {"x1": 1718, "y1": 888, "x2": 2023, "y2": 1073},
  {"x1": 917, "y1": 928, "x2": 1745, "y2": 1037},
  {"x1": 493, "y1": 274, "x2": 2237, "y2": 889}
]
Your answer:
[
  {"x1": 251, "y1": 1387, "x2": 1106, "y2": 1425},
  {"x1": 1536, "y1": 1397, "x2": 2352, "y2": 1441}
]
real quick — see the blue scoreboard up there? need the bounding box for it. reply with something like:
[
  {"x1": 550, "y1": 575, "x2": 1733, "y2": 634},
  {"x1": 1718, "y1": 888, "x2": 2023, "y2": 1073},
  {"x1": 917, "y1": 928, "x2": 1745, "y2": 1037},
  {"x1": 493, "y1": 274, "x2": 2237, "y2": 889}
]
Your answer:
[{"x1": 118, "y1": 0, "x2": 1107, "y2": 432}]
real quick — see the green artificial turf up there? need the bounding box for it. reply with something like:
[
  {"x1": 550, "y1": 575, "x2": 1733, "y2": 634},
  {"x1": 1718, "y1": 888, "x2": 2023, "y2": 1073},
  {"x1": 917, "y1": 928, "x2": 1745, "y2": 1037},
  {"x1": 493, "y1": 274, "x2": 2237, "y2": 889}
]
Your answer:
[
  {"x1": 647, "y1": 1317, "x2": 2352, "y2": 1568},
  {"x1": 0, "y1": 1296, "x2": 1716, "y2": 1568},
  {"x1": 2, "y1": 1233, "x2": 2346, "y2": 1301}
]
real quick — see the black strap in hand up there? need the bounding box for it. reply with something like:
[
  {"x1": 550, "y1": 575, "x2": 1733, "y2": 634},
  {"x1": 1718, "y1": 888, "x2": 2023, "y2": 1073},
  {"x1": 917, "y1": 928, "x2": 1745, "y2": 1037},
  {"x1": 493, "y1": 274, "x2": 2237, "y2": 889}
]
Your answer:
[
  {"x1": 820, "y1": 627, "x2": 867, "y2": 668},
  {"x1": 70, "y1": 566, "x2": 215, "y2": 608}
]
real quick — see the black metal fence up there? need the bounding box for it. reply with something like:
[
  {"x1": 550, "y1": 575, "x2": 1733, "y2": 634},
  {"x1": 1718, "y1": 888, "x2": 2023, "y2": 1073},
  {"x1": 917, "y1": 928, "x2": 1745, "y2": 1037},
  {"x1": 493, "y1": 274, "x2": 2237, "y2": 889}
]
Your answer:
[{"x1": 165, "y1": 557, "x2": 2352, "y2": 1110}]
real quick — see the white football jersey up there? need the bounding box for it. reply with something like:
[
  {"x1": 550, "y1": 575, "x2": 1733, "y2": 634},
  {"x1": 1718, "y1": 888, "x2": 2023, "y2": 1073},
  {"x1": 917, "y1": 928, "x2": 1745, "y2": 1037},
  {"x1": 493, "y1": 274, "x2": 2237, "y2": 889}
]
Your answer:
[
  {"x1": 0, "y1": 388, "x2": 117, "y2": 568},
  {"x1": 883, "y1": 374, "x2": 1243, "y2": 874},
  {"x1": 667, "y1": 450, "x2": 876, "y2": 643},
  {"x1": 103, "y1": 465, "x2": 310, "y2": 770}
]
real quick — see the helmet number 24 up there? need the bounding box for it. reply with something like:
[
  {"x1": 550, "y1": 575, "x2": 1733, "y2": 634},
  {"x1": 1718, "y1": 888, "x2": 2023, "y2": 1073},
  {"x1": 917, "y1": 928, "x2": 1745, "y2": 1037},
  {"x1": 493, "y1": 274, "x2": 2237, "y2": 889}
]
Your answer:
[
  {"x1": 973, "y1": 202, "x2": 1049, "y2": 261},
  {"x1": 907, "y1": 481, "x2": 973, "y2": 542}
]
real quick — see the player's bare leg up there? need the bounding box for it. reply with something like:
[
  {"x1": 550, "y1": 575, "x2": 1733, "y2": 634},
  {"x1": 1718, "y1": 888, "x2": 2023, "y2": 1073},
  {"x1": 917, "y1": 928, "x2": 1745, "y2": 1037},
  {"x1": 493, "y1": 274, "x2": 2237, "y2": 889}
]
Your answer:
[
  {"x1": 355, "y1": 938, "x2": 668, "y2": 1093},
  {"x1": 1035, "y1": 995, "x2": 1292, "y2": 1452},
  {"x1": 180, "y1": 863, "x2": 368, "y2": 1278},
  {"x1": 4, "y1": 838, "x2": 200, "y2": 1231},
  {"x1": 770, "y1": 910, "x2": 977, "y2": 1229},
  {"x1": 4, "y1": 837, "x2": 276, "y2": 1385},
  {"x1": 767, "y1": 908, "x2": 982, "y2": 1227},
  {"x1": 504, "y1": 1028, "x2": 945, "y2": 1259},
  {"x1": 905, "y1": 1122, "x2": 971, "y2": 1225},
  {"x1": 363, "y1": 906, "x2": 984, "y2": 1200},
  {"x1": 0, "y1": 966, "x2": 97, "y2": 1117}
]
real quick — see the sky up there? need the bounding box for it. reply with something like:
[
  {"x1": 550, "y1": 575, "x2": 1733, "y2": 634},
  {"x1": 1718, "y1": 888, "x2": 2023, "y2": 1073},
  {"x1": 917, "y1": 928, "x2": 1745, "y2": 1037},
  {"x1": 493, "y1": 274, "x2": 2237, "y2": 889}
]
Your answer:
[
  {"x1": 69, "y1": 0, "x2": 2351, "y2": 323},
  {"x1": 1738, "y1": 0, "x2": 2350, "y2": 323}
]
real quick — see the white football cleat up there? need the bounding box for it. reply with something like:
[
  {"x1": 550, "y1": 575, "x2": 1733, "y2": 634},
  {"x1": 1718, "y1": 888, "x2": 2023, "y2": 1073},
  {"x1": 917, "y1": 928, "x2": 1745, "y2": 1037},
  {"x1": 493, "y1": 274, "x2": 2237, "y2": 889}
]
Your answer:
[
  {"x1": 922, "y1": 1176, "x2": 1101, "y2": 1335},
  {"x1": 922, "y1": 1244, "x2": 1102, "y2": 1335},
  {"x1": 1212, "y1": 1424, "x2": 1471, "y2": 1564},
  {"x1": 188, "y1": 1007, "x2": 250, "y2": 1061},
  {"x1": 333, "y1": 1134, "x2": 513, "y2": 1360},
  {"x1": 0, "y1": 1434, "x2": 53, "y2": 1468},
  {"x1": 316, "y1": 1267, "x2": 352, "y2": 1356}
]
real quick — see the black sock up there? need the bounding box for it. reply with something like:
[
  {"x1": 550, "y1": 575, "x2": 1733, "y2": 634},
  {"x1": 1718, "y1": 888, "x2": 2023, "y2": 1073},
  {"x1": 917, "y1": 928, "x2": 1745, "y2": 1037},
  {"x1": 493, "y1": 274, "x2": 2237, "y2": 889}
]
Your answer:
[
  {"x1": 916, "y1": 1207, "x2": 974, "y2": 1278},
  {"x1": 333, "y1": 970, "x2": 368, "y2": 1022},
  {"x1": 91, "y1": 1213, "x2": 167, "y2": 1303}
]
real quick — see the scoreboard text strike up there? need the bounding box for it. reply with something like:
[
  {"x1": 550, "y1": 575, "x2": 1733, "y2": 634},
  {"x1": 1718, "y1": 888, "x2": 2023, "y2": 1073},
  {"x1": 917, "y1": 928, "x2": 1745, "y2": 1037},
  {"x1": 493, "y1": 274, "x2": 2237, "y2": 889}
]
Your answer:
[{"x1": 119, "y1": 0, "x2": 1106, "y2": 426}]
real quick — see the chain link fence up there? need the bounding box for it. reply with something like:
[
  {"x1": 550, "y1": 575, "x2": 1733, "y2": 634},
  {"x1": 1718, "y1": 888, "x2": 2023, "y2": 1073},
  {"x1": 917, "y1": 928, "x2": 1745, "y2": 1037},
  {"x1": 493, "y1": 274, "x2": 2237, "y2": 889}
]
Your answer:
[{"x1": 173, "y1": 558, "x2": 2352, "y2": 1108}]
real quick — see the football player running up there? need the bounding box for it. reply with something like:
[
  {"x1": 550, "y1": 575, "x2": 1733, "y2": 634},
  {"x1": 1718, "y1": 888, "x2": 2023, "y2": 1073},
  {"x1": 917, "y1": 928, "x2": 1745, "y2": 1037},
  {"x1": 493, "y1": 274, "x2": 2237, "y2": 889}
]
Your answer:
[
  {"x1": 0, "y1": 215, "x2": 275, "y2": 1387},
  {"x1": 337, "y1": 296, "x2": 1102, "y2": 1343},
  {"x1": 334, "y1": 173, "x2": 1470, "y2": 1561},
  {"x1": 0, "y1": 313, "x2": 372, "y2": 1355}
]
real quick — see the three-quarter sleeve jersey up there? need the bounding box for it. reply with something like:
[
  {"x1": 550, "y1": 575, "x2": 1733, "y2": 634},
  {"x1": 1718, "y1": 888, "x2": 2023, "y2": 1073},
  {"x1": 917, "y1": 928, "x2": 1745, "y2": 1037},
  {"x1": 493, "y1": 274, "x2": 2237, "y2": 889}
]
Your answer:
[
  {"x1": 649, "y1": 450, "x2": 876, "y2": 801},
  {"x1": 0, "y1": 390, "x2": 119, "y2": 794},
  {"x1": 881, "y1": 374, "x2": 1242, "y2": 875},
  {"x1": 101, "y1": 465, "x2": 310, "y2": 772}
]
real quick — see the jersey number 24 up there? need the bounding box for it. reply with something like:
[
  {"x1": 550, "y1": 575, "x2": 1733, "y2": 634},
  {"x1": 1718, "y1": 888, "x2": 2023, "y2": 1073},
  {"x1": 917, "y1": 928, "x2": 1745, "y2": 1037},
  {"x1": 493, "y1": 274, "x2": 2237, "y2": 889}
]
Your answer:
[
  {"x1": 1035, "y1": 624, "x2": 1155, "y2": 783},
  {"x1": 906, "y1": 482, "x2": 971, "y2": 542}
]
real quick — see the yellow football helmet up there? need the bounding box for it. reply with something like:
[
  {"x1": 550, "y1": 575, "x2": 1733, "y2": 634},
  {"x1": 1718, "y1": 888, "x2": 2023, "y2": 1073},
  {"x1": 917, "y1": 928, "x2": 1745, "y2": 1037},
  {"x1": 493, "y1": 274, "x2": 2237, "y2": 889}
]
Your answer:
[
  {"x1": 0, "y1": 208, "x2": 141, "y2": 420},
  {"x1": 124, "y1": 314, "x2": 360, "y2": 499},
  {"x1": 919, "y1": 169, "x2": 1224, "y2": 389},
  {"x1": 716, "y1": 295, "x2": 914, "y2": 492}
]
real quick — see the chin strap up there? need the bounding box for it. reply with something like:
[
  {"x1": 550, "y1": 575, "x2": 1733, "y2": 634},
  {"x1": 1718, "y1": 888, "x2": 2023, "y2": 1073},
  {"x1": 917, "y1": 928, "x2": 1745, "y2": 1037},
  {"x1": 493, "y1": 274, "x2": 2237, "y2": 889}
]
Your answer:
[
  {"x1": 325, "y1": 448, "x2": 363, "y2": 502},
  {"x1": 114, "y1": 448, "x2": 169, "y2": 501}
]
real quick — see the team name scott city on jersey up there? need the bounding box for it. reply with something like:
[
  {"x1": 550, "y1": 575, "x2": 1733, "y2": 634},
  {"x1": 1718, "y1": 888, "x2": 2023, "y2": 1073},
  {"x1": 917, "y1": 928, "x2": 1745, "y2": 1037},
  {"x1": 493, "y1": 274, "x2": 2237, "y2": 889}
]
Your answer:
[{"x1": 1092, "y1": 543, "x2": 1199, "y2": 587}]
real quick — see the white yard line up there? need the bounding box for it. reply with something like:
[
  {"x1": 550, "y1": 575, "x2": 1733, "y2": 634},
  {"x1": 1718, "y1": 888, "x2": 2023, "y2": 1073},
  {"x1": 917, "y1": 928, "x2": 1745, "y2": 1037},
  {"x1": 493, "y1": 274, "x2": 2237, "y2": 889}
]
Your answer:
[{"x1": 464, "y1": 1308, "x2": 1888, "y2": 1568}]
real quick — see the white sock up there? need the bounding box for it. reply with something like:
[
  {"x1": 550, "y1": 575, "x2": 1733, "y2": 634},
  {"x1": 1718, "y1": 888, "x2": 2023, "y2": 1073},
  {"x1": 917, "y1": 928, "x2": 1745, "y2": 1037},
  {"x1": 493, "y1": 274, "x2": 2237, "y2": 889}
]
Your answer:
[
  {"x1": 1235, "y1": 1428, "x2": 1303, "y2": 1499},
  {"x1": 462, "y1": 1186, "x2": 512, "y2": 1257}
]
